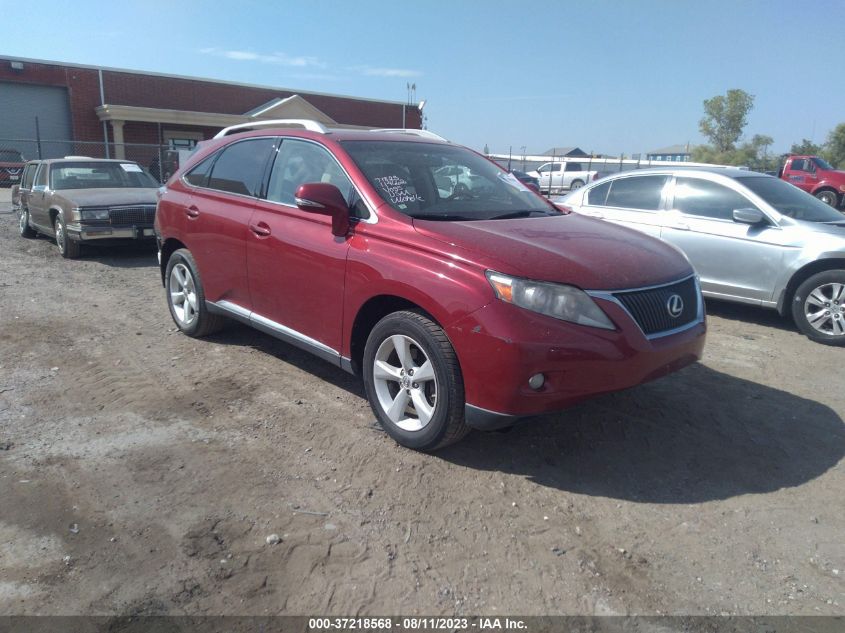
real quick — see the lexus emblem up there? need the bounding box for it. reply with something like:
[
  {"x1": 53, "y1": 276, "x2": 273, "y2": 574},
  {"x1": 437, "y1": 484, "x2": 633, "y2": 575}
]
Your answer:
[{"x1": 666, "y1": 294, "x2": 684, "y2": 318}]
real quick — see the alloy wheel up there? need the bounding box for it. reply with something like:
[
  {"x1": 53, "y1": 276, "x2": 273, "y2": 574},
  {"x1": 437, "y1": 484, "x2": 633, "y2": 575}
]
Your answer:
[
  {"x1": 372, "y1": 334, "x2": 437, "y2": 431},
  {"x1": 55, "y1": 221, "x2": 65, "y2": 254},
  {"x1": 804, "y1": 282, "x2": 845, "y2": 336},
  {"x1": 19, "y1": 210, "x2": 27, "y2": 234},
  {"x1": 169, "y1": 262, "x2": 199, "y2": 327}
]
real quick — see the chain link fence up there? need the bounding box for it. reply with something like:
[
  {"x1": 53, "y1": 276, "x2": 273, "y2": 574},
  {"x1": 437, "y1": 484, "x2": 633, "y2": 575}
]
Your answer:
[{"x1": 0, "y1": 138, "x2": 179, "y2": 185}]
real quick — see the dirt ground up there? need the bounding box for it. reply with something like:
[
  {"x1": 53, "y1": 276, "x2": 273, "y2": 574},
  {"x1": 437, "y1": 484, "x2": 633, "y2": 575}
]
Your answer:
[{"x1": 0, "y1": 203, "x2": 843, "y2": 617}]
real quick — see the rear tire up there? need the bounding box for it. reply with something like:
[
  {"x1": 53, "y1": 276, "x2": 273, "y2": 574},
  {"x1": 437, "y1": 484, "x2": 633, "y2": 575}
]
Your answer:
[
  {"x1": 54, "y1": 214, "x2": 81, "y2": 259},
  {"x1": 815, "y1": 189, "x2": 839, "y2": 208},
  {"x1": 791, "y1": 270, "x2": 845, "y2": 346},
  {"x1": 165, "y1": 248, "x2": 226, "y2": 337},
  {"x1": 570, "y1": 179, "x2": 585, "y2": 190},
  {"x1": 363, "y1": 310, "x2": 469, "y2": 451},
  {"x1": 19, "y1": 208, "x2": 36, "y2": 238}
]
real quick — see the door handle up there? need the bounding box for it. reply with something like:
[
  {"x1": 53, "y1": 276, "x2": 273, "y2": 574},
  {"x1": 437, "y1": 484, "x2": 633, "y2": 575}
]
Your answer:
[
  {"x1": 249, "y1": 221, "x2": 271, "y2": 237},
  {"x1": 186, "y1": 205, "x2": 200, "y2": 219}
]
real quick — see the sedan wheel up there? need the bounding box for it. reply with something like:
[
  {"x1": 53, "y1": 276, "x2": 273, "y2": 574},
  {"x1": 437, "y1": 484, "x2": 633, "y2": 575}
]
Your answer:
[
  {"x1": 792, "y1": 270, "x2": 845, "y2": 346},
  {"x1": 19, "y1": 209, "x2": 36, "y2": 238}
]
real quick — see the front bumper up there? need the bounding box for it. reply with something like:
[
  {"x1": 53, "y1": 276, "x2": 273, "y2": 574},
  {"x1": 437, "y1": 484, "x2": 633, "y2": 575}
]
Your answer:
[
  {"x1": 447, "y1": 296, "x2": 706, "y2": 429},
  {"x1": 66, "y1": 223, "x2": 157, "y2": 242}
]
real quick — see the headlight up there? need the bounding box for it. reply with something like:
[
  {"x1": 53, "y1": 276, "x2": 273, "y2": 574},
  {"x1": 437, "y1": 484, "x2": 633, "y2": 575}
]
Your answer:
[
  {"x1": 486, "y1": 271, "x2": 615, "y2": 330},
  {"x1": 80, "y1": 208, "x2": 110, "y2": 221}
]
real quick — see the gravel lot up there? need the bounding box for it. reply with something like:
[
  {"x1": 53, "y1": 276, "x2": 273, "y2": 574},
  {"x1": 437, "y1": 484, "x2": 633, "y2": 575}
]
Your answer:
[{"x1": 0, "y1": 203, "x2": 843, "y2": 617}]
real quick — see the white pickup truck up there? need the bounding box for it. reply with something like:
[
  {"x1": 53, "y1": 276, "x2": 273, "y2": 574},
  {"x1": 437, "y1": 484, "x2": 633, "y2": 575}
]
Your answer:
[{"x1": 528, "y1": 161, "x2": 599, "y2": 195}]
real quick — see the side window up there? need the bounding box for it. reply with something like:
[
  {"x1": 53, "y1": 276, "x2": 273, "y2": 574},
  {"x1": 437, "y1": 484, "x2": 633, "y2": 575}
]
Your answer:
[
  {"x1": 537, "y1": 164, "x2": 550, "y2": 174},
  {"x1": 550, "y1": 164, "x2": 561, "y2": 172},
  {"x1": 34, "y1": 164, "x2": 48, "y2": 187},
  {"x1": 22, "y1": 164, "x2": 37, "y2": 189},
  {"x1": 586, "y1": 180, "x2": 611, "y2": 206},
  {"x1": 266, "y1": 139, "x2": 359, "y2": 213},
  {"x1": 207, "y1": 138, "x2": 276, "y2": 196},
  {"x1": 791, "y1": 159, "x2": 807, "y2": 172},
  {"x1": 568, "y1": 163, "x2": 583, "y2": 172},
  {"x1": 605, "y1": 176, "x2": 668, "y2": 211},
  {"x1": 184, "y1": 155, "x2": 216, "y2": 188},
  {"x1": 673, "y1": 178, "x2": 754, "y2": 221}
]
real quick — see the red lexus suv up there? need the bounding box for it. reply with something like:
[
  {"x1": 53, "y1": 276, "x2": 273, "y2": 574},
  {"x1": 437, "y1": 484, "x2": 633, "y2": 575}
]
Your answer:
[{"x1": 155, "y1": 121, "x2": 706, "y2": 450}]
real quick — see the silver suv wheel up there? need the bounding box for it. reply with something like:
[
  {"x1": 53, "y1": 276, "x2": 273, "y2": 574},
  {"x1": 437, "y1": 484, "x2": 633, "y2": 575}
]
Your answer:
[
  {"x1": 372, "y1": 334, "x2": 437, "y2": 431},
  {"x1": 169, "y1": 263, "x2": 199, "y2": 327}
]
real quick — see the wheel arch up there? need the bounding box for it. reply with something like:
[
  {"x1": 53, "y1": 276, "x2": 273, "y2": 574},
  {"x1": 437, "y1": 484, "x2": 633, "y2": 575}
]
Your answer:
[
  {"x1": 159, "y1": 237, "x2": 187, "y2": 285},
  {"x1": 347, "y1": 294, "x2": 443, "y2": 376},
  {"x1": 778, "y1": 258, "x2": 845, "y2": 315}
]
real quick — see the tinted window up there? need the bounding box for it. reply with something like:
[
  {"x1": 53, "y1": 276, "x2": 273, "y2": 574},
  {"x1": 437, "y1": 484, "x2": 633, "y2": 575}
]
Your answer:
[
  {"x1": 207, "y1": 138, "x2": 276, "y2": 196},
  {"x1": 34, "y1": 164, "x2": 48, "y2": 187},
  {"x1": 790, "y1": 159, "x2": 807, "y2": 171},
  {"x1": 813, "y1": 157, "x2": 834, "y2": 170},
  {"x1": 184, "y1": 155, "x2": 215, "y2": 188},
  {"x1": 267, "y1": 138, "x2": 357, "y2": 208},
  {"x1": 605, "y1": 176, "x2": 668, "y2": 210},
  {"x1": 738, "y1": 176, "x2": 843, "y2": 222},
  {"x1": 673, "y1": 178, "x2": 752, "y2": 221},
  {"x1": 567, "y1": 163, "x2": 583, "y2": 171},
  {"x1": 586, "y1": 180, "x2": 611, "y2": 206}
]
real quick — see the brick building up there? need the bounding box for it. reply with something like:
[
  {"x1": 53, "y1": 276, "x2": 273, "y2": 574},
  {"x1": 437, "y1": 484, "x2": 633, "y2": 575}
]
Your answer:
[{"x1": 0, "y1": 55, "x2": 422, "y2": 164}]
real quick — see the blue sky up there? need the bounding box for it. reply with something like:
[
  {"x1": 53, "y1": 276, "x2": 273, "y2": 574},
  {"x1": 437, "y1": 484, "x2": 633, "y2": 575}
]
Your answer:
[{"x1": 4, "y1": 0, "x2": 844, "y2": 156}]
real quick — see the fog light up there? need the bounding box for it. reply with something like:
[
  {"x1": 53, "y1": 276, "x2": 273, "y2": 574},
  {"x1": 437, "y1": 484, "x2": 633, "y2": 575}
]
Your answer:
[{"x1": 528, "y1": 373, "x2": 545, "y2": 390}]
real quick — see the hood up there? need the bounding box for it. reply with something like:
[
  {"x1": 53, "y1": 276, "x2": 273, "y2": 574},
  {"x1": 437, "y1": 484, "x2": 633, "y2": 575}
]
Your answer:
[
  {"x1": 795, "y1": 219, "x2": 845, "y2": 239},
  {"x1": 55, "y1": 188, "x2": 158, "y2": 207},
  {"x1": 822, "y1": 169, "x2": 845, "y2": 182},
  {"x1": 413, "y1": 214, "x2": 693, "y2": 290}
]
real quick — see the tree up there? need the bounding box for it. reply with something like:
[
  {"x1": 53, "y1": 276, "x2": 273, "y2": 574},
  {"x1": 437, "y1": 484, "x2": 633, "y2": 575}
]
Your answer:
[
  {"x1": 699, "y1": 89, "x2": 755, "y2": 152},
  {"x1": 824, "y1": 123, "x2": 845, "y2": 168},
  {"x1": 790, "y1": 139, "x2": 823, "y2": 155}
]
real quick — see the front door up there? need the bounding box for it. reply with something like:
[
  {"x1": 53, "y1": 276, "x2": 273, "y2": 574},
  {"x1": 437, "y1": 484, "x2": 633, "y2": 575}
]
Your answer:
[
  {"x1": 661, "y1": 176, "x2": 787, "y2": 303},
  {"x1": 246, "y1": 138, "x2": 356, "y2": 355}
]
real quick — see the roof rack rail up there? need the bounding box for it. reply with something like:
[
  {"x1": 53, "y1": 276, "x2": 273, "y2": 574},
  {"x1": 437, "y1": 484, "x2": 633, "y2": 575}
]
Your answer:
[
  {"x1": 214, "y1": 119, "x2": 329, "y2": 139},
  {"x1": 371, "y1": 128, "x2": 448, "y2": 142}
]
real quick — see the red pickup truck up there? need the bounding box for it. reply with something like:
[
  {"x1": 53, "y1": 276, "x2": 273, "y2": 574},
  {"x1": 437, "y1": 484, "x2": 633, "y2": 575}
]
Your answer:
[{"x1": 779, "y1": 155, "x2": 845, "y2": 208}]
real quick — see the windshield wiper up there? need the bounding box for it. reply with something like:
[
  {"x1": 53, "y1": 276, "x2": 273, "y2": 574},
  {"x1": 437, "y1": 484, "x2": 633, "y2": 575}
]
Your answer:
[
  {"x1": 487, "y1": 210, "x2": 557, "y2": 220},
  {"x1": 410, "y1": 214, "x2": 475, "y2": 221}
]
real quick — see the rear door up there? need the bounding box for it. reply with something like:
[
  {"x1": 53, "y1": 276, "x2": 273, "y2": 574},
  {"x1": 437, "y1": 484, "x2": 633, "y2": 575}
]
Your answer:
[
  {"x1": 181, "y1": 137, "x2": 277, "y2": 310},
  {"x1": 579, "y1": 174, "x2": 669, "y2": 237},
  {"x1": 28, "y1": 163, "x2": 51, "y2": 229},
  {"x1": 661, "y1": 176, "x2": 786, "y2": 303}
]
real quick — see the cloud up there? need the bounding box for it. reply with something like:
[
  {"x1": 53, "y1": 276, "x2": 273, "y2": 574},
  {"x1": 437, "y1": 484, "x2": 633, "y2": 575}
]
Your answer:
[
  {"x1": 357, "y1": 66, "x2": 422, "y2": 78},
  {"x1": 199, "y1": 48, "x2": 326, "y2": 68}
]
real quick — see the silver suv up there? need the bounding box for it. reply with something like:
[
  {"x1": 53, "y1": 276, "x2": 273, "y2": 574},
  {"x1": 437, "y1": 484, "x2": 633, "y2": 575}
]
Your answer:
[{"x1": 560, "y1": 168, "x2": 845, "y2": 345}]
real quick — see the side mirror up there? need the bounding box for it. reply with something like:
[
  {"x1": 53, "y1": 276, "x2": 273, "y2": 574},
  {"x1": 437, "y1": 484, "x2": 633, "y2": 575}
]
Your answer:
[
  {"x1": 295, "y1": 182, "x2": 351, "y2": 237},
  {"x1": 733, "y1": 207, "x2": 765, "y2": 225}
]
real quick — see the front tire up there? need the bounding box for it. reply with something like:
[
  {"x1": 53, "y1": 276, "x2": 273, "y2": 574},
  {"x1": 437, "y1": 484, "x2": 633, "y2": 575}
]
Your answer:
[
  {"x1": 54, "y1": 214, "x2": 81, "y2": 259},
  {"x1": 815, "y1": 189, "x2": 839, "y2": 208},
  {"x1": 791, "y1": 270, "x2": 845, "y2": 346},
  {"x1": 165, "y1": 248, "x2": 226, "y2": 337},
  {"x1": 363, "y1": 311, "x2": 469, "y2": 451},
  {"x1": 19, "y1": 208, "x2": 36, "y2": 238}
]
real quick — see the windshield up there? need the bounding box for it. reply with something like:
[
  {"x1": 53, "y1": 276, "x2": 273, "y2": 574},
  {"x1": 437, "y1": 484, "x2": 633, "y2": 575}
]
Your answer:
[
  {"x1": 812, "y1": 157, "x2": 835, "y2": 171},
  {"x1": 341, "y1": 140, "x2": 558, "y2": 220},
  {"x1": 738, "y1": 175, "x2": 845, "y2": 222},
  {"x1": 50, "y1": 162, "x2": 158, "y2": 190}
]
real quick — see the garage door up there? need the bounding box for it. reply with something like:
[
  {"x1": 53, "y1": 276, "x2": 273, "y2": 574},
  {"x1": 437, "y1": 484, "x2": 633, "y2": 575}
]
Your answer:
[{"x1": 0, "y1": 82, "x2": 73, "y2": 159}]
